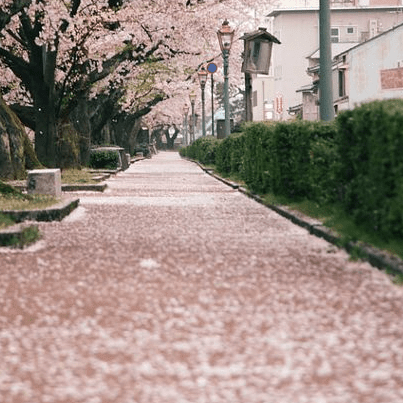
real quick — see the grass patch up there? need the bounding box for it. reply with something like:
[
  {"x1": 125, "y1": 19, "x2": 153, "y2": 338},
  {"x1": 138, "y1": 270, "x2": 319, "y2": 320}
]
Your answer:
[
  {"x1": 261, "y1": 193, "x2": 403, "y2": 261},
  {"x1": 0, "y1": 194, "x2": 59, "y2": 211},
  {"x1": 0, "y1": 182, "x2": 59, "y2": 211},
  {"x1": 385, "y1": 267, "x2": 403, "y2": 286},
  {"x1": 0, "y1": 212, "x2": 16, "y2": 229},
  {"x1": 61, "y1": 168, "x2": 96, "y2": 184},
  {"x1": 211, "y1": 169, "x2": 246, "y2": 187},
  {"x1": 19, "y1": 225, "x2": 41, "y2": 247},
  {"x1": 0, "y1": 224, "x2": 41, "y2": 248}
]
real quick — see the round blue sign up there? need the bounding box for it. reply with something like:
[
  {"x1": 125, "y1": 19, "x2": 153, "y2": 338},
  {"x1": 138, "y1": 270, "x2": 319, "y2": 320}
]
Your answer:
[{"x1": 207, "y1": 63, "x2": 217, "y2": 73}]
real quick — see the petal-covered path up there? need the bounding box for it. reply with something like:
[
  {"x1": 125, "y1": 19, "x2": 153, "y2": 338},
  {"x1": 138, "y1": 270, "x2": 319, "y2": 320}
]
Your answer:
[{"x1": 1, "y1": 151, "x2": 403, "y2": 403}]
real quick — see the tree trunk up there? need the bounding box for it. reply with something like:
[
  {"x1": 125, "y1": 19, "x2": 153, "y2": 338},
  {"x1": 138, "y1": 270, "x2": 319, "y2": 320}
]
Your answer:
[
  {"x1": 69, "y1": 97, "x2": 92, "y2": 166},
  {"x1": 0, "y1": 95, "x2": 41, "y2": 180},
  {"x1": 33, "y1": 46, "x2": 58, "y2": 167}
]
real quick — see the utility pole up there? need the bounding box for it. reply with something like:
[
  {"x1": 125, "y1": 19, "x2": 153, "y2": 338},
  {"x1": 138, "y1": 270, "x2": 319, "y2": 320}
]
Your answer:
[{"x1": 319, "y1": 0, "x2": 335, "y2": 121}]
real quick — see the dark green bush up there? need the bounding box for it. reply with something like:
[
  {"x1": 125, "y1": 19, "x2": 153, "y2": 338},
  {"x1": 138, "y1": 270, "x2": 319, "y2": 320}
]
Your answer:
[
  {"x1": 242, "y1": 122, "x2": 273, "y2": 193},
  {"x1": 270, "y1": 121, "x2": 312, "y2": 198},
  {"x1": 335, "y1": 99, "x2": 403, "y2": 237},
  {"x1": 242, "y1": 120, "x2": 337, "y2": 198},
  {"x1": 215, "y1": 133, "x2": 245, "y2": 176},
  {"x1": 308, "y1": 137, "x2": 341, "y2": 204},
  {"x1": 134, "y1": 143, "x2": 150, "y2": 157},
  {"x1": 89, "y1": 150, "x2": 119, "y2": 169},
  {"x1": 180, "y1": 136, "x2": 219, "y2": 165}
]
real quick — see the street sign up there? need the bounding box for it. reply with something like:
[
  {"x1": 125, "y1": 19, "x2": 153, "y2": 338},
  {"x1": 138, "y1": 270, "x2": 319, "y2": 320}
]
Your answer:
[{"x1": 207, "y1": 63, "x2": 217, "y2": 73}]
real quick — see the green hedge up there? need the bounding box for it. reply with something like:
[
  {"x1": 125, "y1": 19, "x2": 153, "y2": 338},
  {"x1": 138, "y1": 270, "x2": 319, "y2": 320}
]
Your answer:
[
  {"x1": 179, "y1": 136, "x2": 219, "y2": 165},
  {"x1": 336, "y1": 100, "x2": 403, "y2": 237},
  {"x1": 89, "y1": 150, "x2": 119, "y2": 169},
  {"x1": 241, "y1": 120, "x2": 338, "y2": 200},
  {"x1": 180, "y1": 100, "x2": 403, "y2": 238},
  {"x1": 215, "y1": 132, "x2": 245, "y2": 176}
]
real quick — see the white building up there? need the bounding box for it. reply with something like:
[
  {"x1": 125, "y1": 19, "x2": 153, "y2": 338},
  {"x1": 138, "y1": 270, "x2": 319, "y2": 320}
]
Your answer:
[
  {"x1": 265, "y1": 3, "x2": 403, "y2": 120},
  {"x1": 335, "y1": 21, "x2": 403, "y2": 111},
  {"x1": 301, "y1": 21, "x2": 403, "y2": 118}
]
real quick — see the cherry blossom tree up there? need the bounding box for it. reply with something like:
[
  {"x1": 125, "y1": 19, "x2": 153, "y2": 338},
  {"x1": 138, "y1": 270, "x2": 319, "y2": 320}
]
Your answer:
[{"x1": 0, "y1": 0, "x2": 276, "y2": 166}]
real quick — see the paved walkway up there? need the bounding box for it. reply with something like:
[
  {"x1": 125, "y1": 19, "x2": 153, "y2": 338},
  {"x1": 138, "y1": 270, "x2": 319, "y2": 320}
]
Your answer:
[{"x1": 1, "y1": 151, "x2": 403, "y2": 403}]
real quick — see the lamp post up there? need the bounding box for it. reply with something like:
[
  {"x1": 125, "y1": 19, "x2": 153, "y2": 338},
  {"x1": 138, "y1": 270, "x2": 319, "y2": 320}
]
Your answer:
[
  {"x1": 198, "y1": 66, "x2": 208, "y2": 137},
  {"x1": 207, "y1": 62, "x2": 217, "y2": 136},
  {"x1": 189, "y1": 92, "x2": 196, "y2": 142},
  {"x1": 217, "y1": 19, "x2": 234, "y2": 137},
  {"x1": 319, "y1": 0, "x2": 334, "y2": 121},
  {"x1": 183, "y1": 105, "x2": 189, "y2": 145}
]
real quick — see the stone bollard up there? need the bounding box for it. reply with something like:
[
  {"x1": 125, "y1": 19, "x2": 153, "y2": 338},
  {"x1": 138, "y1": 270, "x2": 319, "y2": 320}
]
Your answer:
[{"x1": 27, "y1": 169, "x2": 62, "y2": 198}]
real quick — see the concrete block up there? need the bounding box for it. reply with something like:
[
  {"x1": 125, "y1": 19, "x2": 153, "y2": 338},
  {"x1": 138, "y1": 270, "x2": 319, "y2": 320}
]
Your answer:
[{"x1": 27, "y1": 169, "x2": 62, "y2": 198}]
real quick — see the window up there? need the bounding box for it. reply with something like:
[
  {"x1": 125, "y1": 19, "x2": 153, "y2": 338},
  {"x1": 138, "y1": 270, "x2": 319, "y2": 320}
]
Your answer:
[
  {"x1": 347, "y1": 27, "x2": 354, "y2": 34},
  {"x1": 338, "y1": 70, "x2": 346, "y2": 97},
  {"x1": 253, "y1": 91, "x2": 258, "y2": 107},
  {"x1": 331, "y1": 27, "x2": 339, "y2": 43}
]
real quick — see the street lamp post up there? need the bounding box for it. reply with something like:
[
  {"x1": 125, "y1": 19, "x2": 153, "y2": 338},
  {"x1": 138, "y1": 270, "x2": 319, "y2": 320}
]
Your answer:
[
  {"x1": 319, "y1": 0, "x2": 335, "y2": 121},
  {"x1": 217, "y1": 20, "x2": 234, "y2": 137},
  {"x1": 189, "y1": 92, "x2": 196, "y2": 143},
  {"x1": 198, "y1": 66, "x2": 208, "y2": 137},
  {"x1": 183, "y1": 105, "x2": 189, "y2": 145},
  {"x1": 207, "y1": 62, "x2": 217, "y2": 137}
]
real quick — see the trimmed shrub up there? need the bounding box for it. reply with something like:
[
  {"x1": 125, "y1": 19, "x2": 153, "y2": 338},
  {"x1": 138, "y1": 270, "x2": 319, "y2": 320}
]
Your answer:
[
  {"x1": 335, "y1": 99, "x2": 403, "y2": 237},
  {"x1": 242, "y1": 122, "x2": 273, "y2": 193},
  {"x1": 89, "y1": 150, "x2": 119, "y2": 169},
  {"x1": 242, "y1": 120, "x2": 337, "y2": 198},
  {"x1": 180, "y1": 136, "x2": 219, "y2": 165},
  {"x1": 215, "y1": 132, "x2": 245, "y2": 176},
  {"x1": 308, "y1": 136, "x2": 340, "y2": 204},
  {"x1": 133, "y1": 143, "x2": 151, "y2": 157}
]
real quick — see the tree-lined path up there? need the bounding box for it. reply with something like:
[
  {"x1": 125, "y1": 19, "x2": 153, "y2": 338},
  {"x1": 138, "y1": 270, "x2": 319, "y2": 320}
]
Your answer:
[{"x1": 1, "y1": 152, "x2": 403, "y2": 402}]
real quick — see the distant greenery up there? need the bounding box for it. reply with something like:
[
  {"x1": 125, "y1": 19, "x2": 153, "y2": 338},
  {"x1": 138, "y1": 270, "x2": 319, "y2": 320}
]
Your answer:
[
  {"x1": 89, "y1": 150, "x2": 119, "y2": 169},
  {"x1": 180, "y1": 136, "x2": 219, "y2": 165}
]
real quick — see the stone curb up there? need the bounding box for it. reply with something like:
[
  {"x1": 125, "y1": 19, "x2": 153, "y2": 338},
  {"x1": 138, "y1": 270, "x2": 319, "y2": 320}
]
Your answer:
[
  {"x1": 186, "y1": 158, "x2": 403, "y2": 277},
  {"x1": 62, "y1": 183, "x2": 107, "y2": 192},
  {"x1": 1, "y1": 198, "x2": 80, "y2": 224}
]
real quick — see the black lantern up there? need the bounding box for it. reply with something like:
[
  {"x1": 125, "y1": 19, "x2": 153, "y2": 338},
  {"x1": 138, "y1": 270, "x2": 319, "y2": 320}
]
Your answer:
[
  {"x1": 198, "y1": 67, "x2": 208, "y2": 87},
  {"x1": 217, "y1": 19, "x2": 235, "y2": 52},
  {"x1": 198, "y1": 67, "x2": 208, "y2": 137},
  {"x1": 189, "y1": 92, "x2": 196, "y2": 142},
  {"x1": 240, "y1": 27, "x2": 280, "y2": 122},
  {"x1": 240, "y1": 27, "x2": 280, "y2": 75}
]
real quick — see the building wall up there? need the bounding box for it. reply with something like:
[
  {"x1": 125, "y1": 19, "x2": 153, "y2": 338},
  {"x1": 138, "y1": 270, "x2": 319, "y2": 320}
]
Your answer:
[
  {"x1": 347, "y1": 23, "x2": 403, "y2": 106},
  {"x1": 302, "y1": 92, "x2": 319, "y2": 120},
  {"x1": 252, "y1": 74, "x2": 275, "y2": 121},
  {"x1": 268, "y1": 6, "x2": 403, "y2": 120},
  {"x1": 271, "y1": 10, "x2": 319, "y2": 120}
]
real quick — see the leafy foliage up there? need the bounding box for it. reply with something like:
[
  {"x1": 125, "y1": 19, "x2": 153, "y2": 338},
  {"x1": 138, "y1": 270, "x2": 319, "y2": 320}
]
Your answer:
[
  {"x1": 179, "y1": 136, "x2": 219, "y2": 165},
  {"x1": 335, "y1": 100, "x2": 403, "y2": 238},
  {"x1": 215, "y1": 132, "x2": 245, "y2": 176},
  {"x1": 89, "y1": 150, "x2": 119, "y2": 170}
]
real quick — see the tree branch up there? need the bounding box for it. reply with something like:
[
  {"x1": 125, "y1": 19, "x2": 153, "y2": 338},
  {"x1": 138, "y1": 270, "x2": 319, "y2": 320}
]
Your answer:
[{"x1": 0, "y1": 0, "x2": 31, "y2": 31}]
